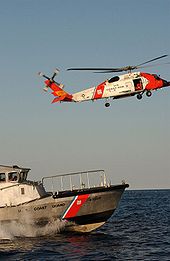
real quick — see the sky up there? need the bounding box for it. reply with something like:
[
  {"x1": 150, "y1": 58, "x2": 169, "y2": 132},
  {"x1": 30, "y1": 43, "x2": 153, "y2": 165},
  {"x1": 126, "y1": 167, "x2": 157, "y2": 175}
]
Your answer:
[{"x1": 0, "y1": 0, "x2": 170, "y2": 189}]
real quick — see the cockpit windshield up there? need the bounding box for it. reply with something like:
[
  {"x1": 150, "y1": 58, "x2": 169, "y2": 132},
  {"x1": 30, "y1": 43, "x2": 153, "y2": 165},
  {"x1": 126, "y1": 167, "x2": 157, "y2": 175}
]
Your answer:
[{"x1": 153, "y1": 74, "x2": 160, "y2": 80}]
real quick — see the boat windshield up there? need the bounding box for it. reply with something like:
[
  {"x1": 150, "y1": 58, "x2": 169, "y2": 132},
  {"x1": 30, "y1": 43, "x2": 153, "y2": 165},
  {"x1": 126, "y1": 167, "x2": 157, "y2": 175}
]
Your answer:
[
  {"x1": 18, "y1": 171, "x2": 28, "y2": 182},
  {"x1": 8, "y1": 172, "x2": 18, "y2": 182},
  {"x1": 0, "y1": 173, "x2": 6, "y2": 182}
]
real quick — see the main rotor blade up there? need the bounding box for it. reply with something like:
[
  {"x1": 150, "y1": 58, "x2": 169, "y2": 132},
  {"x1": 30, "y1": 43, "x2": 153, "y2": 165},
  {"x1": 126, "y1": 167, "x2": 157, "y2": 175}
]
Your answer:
[
  {"x1": 67, "y1": 67, "x2": 125, "y2": 72},
  {"x1": 67, "y1": 55, "x2": 168, "y2": 73},
  {"x1": 137, "y1": 61, "x2": 170, "y2": 69},
  {"x1": 67, "y1": 68, "x2": 112, "y2": 71},
  {"x1": 137, "y1": 54, "x2": 168, "y2": 67}
]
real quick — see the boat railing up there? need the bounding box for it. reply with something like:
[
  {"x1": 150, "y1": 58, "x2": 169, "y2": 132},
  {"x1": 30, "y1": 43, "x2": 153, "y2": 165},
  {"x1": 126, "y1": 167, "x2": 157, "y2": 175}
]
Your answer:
[{"x1": 42, "y1": 169, "x2": 110, "y2": 195}]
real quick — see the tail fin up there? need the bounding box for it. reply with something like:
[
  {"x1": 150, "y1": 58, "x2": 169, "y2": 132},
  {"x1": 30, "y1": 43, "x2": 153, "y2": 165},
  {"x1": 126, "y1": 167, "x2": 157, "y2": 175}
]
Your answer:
[{"x1": 45, "y1": 79, "x2": 73, "y2": 103}]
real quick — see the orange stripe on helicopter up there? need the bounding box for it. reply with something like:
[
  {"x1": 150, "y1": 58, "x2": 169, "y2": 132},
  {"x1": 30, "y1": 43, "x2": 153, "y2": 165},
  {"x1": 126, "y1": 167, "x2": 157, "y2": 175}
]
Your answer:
[
  {"x1": 140, "y1": 73, "x2": 164, "y2": 90},
  {"x1": 93, "y1": 81, "x2": 106, "y2": 99}
]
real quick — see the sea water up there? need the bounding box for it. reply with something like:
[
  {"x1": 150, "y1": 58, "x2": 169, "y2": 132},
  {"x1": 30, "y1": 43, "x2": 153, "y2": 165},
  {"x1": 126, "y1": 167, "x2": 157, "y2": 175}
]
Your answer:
[{"x1": 0, "y1": 190, "x2": 169, "y2": 261}]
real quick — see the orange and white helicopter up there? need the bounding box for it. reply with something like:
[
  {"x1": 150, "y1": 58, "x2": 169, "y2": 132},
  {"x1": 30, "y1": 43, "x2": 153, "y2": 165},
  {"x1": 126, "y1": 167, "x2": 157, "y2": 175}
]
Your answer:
[{"x1": 38, "y1": 55, "x2": 170, "y2": 107}]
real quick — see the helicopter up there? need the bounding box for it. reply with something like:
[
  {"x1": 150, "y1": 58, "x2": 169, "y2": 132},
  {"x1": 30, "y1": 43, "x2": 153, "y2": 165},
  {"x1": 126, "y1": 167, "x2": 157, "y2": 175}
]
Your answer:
[{"x1": 38, "y1": 55, "x2": 170, "y2": 107}]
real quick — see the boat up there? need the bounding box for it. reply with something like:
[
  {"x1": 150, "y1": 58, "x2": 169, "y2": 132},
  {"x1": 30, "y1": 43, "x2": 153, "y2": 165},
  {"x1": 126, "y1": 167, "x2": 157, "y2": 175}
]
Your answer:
[{"x1": 0, "y1": 165, "x2": 129, "y2": 234}]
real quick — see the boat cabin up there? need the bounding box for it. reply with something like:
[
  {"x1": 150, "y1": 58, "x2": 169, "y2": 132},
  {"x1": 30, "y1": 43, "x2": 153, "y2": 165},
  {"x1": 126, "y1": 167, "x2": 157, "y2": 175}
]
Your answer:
[{"x1": 0, "y1": 165, "x2": 47, "y2": 207}]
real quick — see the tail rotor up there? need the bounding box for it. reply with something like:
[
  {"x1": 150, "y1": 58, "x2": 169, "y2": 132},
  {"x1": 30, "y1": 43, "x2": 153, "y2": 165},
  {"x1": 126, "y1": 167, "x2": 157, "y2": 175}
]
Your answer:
[{"x1": 38, "y1": 68, "x2": 60, "y2": 91}]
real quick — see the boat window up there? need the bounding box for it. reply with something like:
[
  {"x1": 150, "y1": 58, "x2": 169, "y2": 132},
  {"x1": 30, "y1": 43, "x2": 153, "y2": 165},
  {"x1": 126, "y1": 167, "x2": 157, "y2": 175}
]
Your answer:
[
  {"x1": 21, "y1": 187, "x2": 25, "y2": 195},
  {"x1": 108, "y1": 76, "x2": 120, "y2": 83},
  {"x1": 8, "y1": 172, "x2": 18, "y2": 182},
  {"x1": 0, "y1": 173, "x2": 6, "y2": 182},
  {"x1": 18, "y1": 171, "x2": 28, "y2": 182}
]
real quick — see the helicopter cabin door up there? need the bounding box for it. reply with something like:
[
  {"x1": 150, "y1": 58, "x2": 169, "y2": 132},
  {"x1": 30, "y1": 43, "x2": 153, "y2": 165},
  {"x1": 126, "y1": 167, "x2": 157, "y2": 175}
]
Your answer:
[{"x1": 133, "y1": 78, "x2": 143, "y2": 92}]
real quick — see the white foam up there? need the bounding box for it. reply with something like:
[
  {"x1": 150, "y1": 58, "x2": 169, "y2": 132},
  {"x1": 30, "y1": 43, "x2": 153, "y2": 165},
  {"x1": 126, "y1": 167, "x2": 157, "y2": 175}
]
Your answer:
[{"x1": 0, "y1": 219, "x2": 67, "y2": 239}]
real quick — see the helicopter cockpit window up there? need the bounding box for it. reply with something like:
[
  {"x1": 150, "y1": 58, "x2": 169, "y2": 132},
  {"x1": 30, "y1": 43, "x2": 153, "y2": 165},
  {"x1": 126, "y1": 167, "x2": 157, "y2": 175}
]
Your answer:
[
  {"x1": 8, "y1": 172, "x2": 18, "y2": 182},
  {"x1": 0, "y1": 173, "x2": 6, "y2": 182},
  {"x1": 153, "y1": 74, "x2": 160, "y2": 80},
  {"x1": 108, "y1": 76, "x2": 120, "y2": 83}
]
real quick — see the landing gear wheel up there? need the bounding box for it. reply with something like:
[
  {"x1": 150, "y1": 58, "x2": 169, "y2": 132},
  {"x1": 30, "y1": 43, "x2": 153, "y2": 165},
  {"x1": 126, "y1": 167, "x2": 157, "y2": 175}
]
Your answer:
[
  {"x1": 105, "y1": 102, "x2": 110, "y2": 107},
  {"x1": 137, "y1": 94, "x2": 142, "y2": 100},
  {"x1": 146, "y1": 90, "x2": 152, "y2": 97}
]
